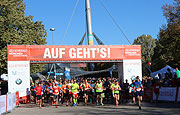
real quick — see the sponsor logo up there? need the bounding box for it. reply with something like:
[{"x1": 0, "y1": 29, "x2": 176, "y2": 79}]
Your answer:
[{"x1": 15, "y1": 78, "x2": 22, "y2": 85}]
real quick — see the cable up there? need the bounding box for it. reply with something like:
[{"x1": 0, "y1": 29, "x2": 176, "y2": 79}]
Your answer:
[
  {"x1": 60, "y1": 0, "x2": 80, "y2": 44},
  {"x1": 98, "y1": 0, "x2": 132, "y2": 44}
]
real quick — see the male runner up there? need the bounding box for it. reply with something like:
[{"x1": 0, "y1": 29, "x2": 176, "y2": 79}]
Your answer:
[
  {"x1": 95, "y1": 79, "x2": 104, "y2": 106},
  {"x1": 71, "y1": 80, "x2": 79, "y2": 106},
  {"x1": 53, "y1": 83, "x2": 60, "y2": 108},
  {"x1": 83, "y1": 80, "x2": 91, "y2": 105},
  {"x1": 34, "y1": 83, "x2": 43, "y2": 108},
  {"x1": 129, "y1": 79, "x2": 136, "y2": 104},
  {"x1": 134, "y1": 76, "x2": 143, "y2": 110}
]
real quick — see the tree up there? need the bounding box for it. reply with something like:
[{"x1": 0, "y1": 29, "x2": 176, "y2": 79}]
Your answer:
[
  {"x1": 133, "y1": 34, "x2": 156, "y2": 76},
  {"x1": 0, "y1": 0, "x2": 47, "y2": 74},
  {"x1": 152, "y1": 0, "x2": 180, "y2": 71}
]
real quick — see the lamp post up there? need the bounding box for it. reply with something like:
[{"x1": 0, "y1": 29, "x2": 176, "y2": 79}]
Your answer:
[
  {"x1": 49, "y1": 28, "x2": 56, "y2": 79},
  {"x1": 50, "y1": 28, "x2": 55, "y2": 45}
]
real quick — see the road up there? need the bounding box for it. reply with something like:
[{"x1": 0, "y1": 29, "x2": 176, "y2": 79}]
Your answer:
[{"x1": 8, "y1": 102, "x2": 180, "y2": 115}]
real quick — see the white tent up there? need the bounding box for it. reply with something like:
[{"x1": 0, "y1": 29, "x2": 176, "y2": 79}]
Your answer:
[{"x1": 150, "y1": 65, "x2": 176, "y2": 78}]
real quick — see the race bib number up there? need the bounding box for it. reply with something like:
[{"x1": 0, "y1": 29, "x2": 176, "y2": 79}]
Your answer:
[
  {"x1": 97, "y1": 88, "x2": 102, "y2": 90},
  {"x1": 137, "y1": 87, "x2": 141, "y2": 91}
]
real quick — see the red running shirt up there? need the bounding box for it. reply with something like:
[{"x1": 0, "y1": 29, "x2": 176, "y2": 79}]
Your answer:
[
  {"x1": 53, "y1": 86, "x2": 60, "y2": 95},
  {"x1": 35, "y1": 86, "x2": 42, "y2": 95}
]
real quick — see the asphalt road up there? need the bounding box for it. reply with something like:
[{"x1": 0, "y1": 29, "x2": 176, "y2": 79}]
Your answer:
[{"x1": 8, "y1": 102, "x2": 180, "y2": 115}]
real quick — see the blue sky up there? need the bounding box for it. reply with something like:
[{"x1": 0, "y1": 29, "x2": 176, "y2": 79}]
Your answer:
[{"x1": 24, "y1": 0, "x2": 173, "y2": 45}]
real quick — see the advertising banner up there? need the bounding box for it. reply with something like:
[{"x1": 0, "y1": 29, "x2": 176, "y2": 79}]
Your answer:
[
  {"x1": 12, "y1": 92, "x2": 16, "y2": 108},
  {"x1": 153, "y1": 87, "x2": 177, "y2": 101},
  {"x1": 29, "y1": 45, "x2": 141, "y2": 62},
  {"x1": 176, "y1": 87, "x2": 180, "y2": 101},
  {"x1": 7, "y1": 93, "x2": 13, "y2": 111},
  {"x1": 15, "y1": 91, "x2": 19, "y2": 105},
  {"x1": 8, "y1": 61, "x2": 30, "y2": 97},
  {"x1": 7, "y1": 45, "x2": 29, "y2": 61},
  {"x1": 123, "y1": 59, "x2": 142, "y2": 83},
  {"x1": 0, "y1": 95, "x2": 6, "y2": 114}
]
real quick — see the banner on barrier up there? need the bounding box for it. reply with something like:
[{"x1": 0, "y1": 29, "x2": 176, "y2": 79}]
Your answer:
[
  {"x1": 12, "y1": 92, "x2": 16, "y2": 108},
  {"x1": 177, "y1": 87, "x2": 180, "y2": 101},
  {"x1": 16, "y1": 91, "x2": 19, "y2": 105},
  {"x1": 0, "y1": 95, "x2": 6, "y2": 114},
  {"x1": 7, "y1": 93, "x2": 13, "y2": 111},
  {"x1": 153, "y1": 87, "x2": 177, "y2": 101},
  {"x1": 144, "y1": 88, "x2": 153, "y2": 100}
]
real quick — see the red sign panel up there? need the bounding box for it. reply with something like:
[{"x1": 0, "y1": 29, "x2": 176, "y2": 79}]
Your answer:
[
  {"x1": 7, "y1": 45, "x2": 29, "y2": 61},
  {"x1": 7, "y1": 45, "x2": 141, "y2": 62}
]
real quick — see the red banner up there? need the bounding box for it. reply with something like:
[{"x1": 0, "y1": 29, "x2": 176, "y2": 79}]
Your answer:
[
  {"x1": 7, "y1": 45, "x2": 29, "y2": 61},
  {"x1": 7, "y1": 45, "x2": 141, "y2": 62}
]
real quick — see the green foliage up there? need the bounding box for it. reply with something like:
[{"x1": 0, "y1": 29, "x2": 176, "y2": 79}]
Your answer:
[
  {"x1": 133, "y1": 34, "x2": 156, "y2": 76},
  {"x1": 0, "y1": 0, "x2": 47, "y2": 74},
  {"x1": 152, "y1": 0, "x2": 180, "y2": 71}
]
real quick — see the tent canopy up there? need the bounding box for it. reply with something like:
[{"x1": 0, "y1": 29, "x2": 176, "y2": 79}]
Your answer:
[{"x1": 150, "y1": 65, "x2": 176, "y2": 78}]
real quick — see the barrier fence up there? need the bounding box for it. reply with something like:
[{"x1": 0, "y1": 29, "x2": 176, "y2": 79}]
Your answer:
[
  {"x1": 0, "y1": 92, "x2": 19, "y2": 115},
  {"x1": 144, "y1": 87, "x2": 180, "y2": 101}
]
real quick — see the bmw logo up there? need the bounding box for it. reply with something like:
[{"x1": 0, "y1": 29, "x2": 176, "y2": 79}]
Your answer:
[{"x1": 15, "y1": 78, "x2": 22, "y2": 85}]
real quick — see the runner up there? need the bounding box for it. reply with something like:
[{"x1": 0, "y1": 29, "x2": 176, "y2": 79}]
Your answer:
[
  {"x1": 113, "y1": 81, "x2": 121, "y2": 106},
  {"x1": 53, "y1": 82, "x2": 60, "y2": 108},
  {"x1": 152, "y1": 79, "x2": 161, "y2": 103},
  {"x1": 95, "y1": 79, "x2": 104, "y2": 106},
  {"x1": 110, "y1": 80, "x2": 115, "y2": 104},
  {"x1": 71, "y1": 79, "x2": 79, "y2": 106},
  {"x1": 58, "y1": 81, "x2": 63, "y2": 104},
  {"x1": 41, "y1": 82, "x2": 46, "y2": 106},
  {"x1": 134, "y1": 76, "x2": 144, "y2": 110},
  {"x1": 83, "y1": 79, "x2": 91, "y2": 105},
  {"x1": 34, "y1": 83, "x2": 43, "y2": 108},
  {"x1": 47, "y1": 83, "x2": 54, "y2": 105},
  {"x1": 129, "y1": 78, "x2": 136, "y2": 104},
  {"x1": 61, "y1": 80, "x2": 70, "y2": 106}
]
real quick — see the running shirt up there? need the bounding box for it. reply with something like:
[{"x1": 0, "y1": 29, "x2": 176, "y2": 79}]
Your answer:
[
  {"x1": 129, "y1": 82, "x2": 135, "y2": 93},
  {"x1": 96, "y1": 83, "x2": 103, "y2": 92},
  {"x1": 110, "y1": 83, "x2": 115, "y2": 93},
  {"x1": 35, "y1": 86, "x2": 42, "y2": 96},
  {"x1": 113, "y1": 84, "x2": 120, "y2": 94},
  {"x1": 48, "y1": 86, "x2": 53, "y2": 94},
  {"x1": 61, "y1": 84, "x2": 68, "y2": 94},
  {"x1": 134, "y1": 80, "x2": 143, "y2": 92},
  {"x1": 153, "y1": 83, "x2": 160, "y2": 93},
  {"x1": 71, "y1": 83, "x2": 79, "y2": 93},
  {"x1": 58, "y1": 84, "x2": 63, "y2": 93},
  {"x1": 83, "y1": 83, "x2": 90, "y2": 91},
  {"x1": 53, "y1": 85, "x2": 60, "y2": 95}
]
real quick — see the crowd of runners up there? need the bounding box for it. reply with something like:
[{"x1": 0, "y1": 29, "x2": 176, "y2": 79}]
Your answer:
[{"x1": 30, "y1": 76, "x2": 143, "y2": 109}]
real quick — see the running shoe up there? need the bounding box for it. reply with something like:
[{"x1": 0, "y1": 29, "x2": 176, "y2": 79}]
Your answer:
[{"x1": 139, "y1": 106, "x2": 141, "y2": 110}]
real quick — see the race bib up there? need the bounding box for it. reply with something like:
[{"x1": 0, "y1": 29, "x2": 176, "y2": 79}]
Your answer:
[
  {"x1": 155, "y1": 86, "x2": 159, "y2": 88},
  {"x1": 137, "y1": 87, "x2": 141, "y2": 91},
  {"x1": 55, "y1": 90, "x2": 58, "y2": 92},
  {"x1": 97, "y1": 88, "x2": 102, "y2": 90}
]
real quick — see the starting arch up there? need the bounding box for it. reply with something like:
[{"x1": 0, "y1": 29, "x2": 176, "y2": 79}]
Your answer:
[{"x1": 7, "y1": 45, "x2": 142, "y2": 98}]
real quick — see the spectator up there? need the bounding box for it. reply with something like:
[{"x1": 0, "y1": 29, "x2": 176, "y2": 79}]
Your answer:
[
  {"x1": 0, "y1": 78, "x2": 8, "y2": 95},
  {"x1": 176, "y1": 67, "x2": 180, "y2": 86}
]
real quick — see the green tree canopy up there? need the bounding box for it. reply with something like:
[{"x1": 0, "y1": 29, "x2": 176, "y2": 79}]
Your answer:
[
  {"x1": 133, "y1": 34, "x2": 156, "y2": 76},
  {"x1": 152, "y1": 0, "x2": 180, "y2": 71},
  {"x1": 0, "y1": 0, "x2": 47, "y2": 74}
]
